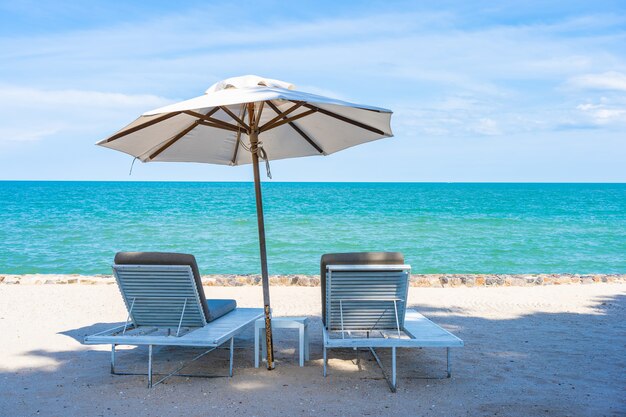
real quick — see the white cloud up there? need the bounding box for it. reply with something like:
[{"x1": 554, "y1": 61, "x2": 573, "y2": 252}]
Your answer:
[
  {"x1": 567, "y1": 71, "x2": 626, "y2": 92},
  {"x1": 576, "y1": 101, "x2": 626, "y2": 125},
  {"x1": 576, "y1": 103, "x2": 601, "y2": 111},
  {"x1": 472, "y1": 118, "x2": 500, "y2": 136}
]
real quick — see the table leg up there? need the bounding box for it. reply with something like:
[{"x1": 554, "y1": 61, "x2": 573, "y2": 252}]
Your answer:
[
  {"x1": 262, "y1": 327, "x2": 267, "y2": 362},
  {"x1": 299, "y1": 324, "x2": 305, "y2": 367},
  {"x1": 254, "y1": 324, "x2": 260, "y2": 368}
]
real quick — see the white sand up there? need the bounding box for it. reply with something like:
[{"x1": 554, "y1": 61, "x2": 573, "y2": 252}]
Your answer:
[{"x1": 0, "y1": 284, "x2": 625, "y2": 417}]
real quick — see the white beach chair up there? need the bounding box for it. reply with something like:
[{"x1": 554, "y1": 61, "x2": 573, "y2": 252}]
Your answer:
[
  {"x1": 321, "y1": 252, "x2": 464, "y2": 392},
  {"x1": 84, "y1": 252, "x2": 263, "y2": 387}
]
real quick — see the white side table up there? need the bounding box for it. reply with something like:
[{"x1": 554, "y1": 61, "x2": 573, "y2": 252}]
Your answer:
[{"x1": 254, "y1": 316, "x2": 310, "y2": 367}]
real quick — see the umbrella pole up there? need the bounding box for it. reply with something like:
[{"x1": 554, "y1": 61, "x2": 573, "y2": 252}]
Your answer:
[{"x1": 250, "y1": 128, "x2": 275, "y2": 370}]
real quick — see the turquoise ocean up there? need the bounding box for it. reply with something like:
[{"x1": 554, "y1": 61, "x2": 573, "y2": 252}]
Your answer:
[{"x1": 0, "y1": 182, "x2": 624, "y2": 275}]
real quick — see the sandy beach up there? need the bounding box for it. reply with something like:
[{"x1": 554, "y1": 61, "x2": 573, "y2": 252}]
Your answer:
[{"x1": 0, "y1": 283, "x2": 624, "y2": 417}]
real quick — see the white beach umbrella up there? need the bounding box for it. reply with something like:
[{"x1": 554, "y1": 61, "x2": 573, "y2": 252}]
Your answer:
[{"x1": 97, "y1": 75, "x2": 393, "y2": 369}]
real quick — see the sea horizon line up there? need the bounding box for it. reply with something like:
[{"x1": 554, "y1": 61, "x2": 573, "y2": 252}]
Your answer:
[{"x1": 1, "y1": 180, "x2": 625, "y2": 185}]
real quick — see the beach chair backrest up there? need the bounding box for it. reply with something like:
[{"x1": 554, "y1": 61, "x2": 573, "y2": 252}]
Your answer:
[
  {"x1": 113, "y1": 264, "x2": 207, "y2": 328},
  {"x1": 325, "y1": 264, "x2": 410, "y2": 332}
]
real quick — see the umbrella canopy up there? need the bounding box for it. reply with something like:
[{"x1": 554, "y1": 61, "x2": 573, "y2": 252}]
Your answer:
[
  {"x1": 97, "y1": 75, "x2": 392, "y2": 165},
  {"x1": 96, "y1": 75, "x2": 394, "y2": 370}
]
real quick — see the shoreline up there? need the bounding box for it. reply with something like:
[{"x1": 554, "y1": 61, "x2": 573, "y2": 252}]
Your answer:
[{"x1": 2, "y1": 273, "x2": 625, "y2": 287}]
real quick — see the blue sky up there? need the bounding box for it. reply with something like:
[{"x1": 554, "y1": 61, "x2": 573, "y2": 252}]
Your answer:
[{"x1": 0, "y1": 0, "x2": 625, "y2": 182}]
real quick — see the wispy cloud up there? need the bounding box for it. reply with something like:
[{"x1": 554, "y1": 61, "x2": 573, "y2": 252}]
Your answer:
[
  {"x1": 0, "y1": 2, "x2": 625, "y2": 180},
  {"x1": 0, "y1": 85, "x2": 170, "y2": 107},
  {"x1": 576, "y1": 100, "x2": 626, "y2": 125},
  {"x1": 0, "y1": 126, "x2": 64, "y2": 142},
  {"x1": 567, "y1": 71, "x2": 626, "y2": 91},
  {"x1": 0, "y1": 85, "x2": 171, "y2": 142},
  {"x1": 5, "y1": 9, "x2": 624, "y2": 139}
]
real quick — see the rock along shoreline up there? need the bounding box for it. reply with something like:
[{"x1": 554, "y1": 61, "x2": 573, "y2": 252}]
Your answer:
[{"x1": 1, "y1": 273, "x2": 625, "y2": 287}]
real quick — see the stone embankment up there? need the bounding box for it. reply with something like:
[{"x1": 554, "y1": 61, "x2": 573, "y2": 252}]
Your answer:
[{"x1": 1, "y1": 273, "x2": 624, "y2": 287}]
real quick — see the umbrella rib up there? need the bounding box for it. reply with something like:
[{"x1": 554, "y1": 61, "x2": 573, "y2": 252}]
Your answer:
[
  {"x1": 103, "y1": 112, "x2": 182, "y2": 143},
  {"x1": 148, "y1": 120, "x2": 200, "y2": 160},
  {"x1": 230, "y1": 104, "x2": 247, "y2": 165},
  {"x1": 292, "y1": 101, "x2": 385, "y2": 135},
  {"x1": 287, "y1": 121, "x2": 324, "y2": 154},
  {"x1": 258, "y1": 102, "x2": 303, "y2": 131},
  {"x1": 219, "y1": 106, "x2": 250, "y2": 131},
  {"x1": 259, "y1": 109, "x2": 317, "y2": 132},
  {"x1": 255, "y1": 101, "x2": 265, "y2": 127},
  {"x1": 183, "y1": 110, "x2": 242, "y2": 133},
  {"x1": 197, "y1": 120, "x2": 240, "y2": 132},
  {"x1": 265, "y1": 101, "x2": 324, "y2": 154}
]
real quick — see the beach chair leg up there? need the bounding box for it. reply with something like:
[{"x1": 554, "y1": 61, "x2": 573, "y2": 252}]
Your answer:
[
  {"x1": 304, "y1": 325, "x2": 310, "y2": 361},
  {"x1": 147, "y1": 345, "x2": 153, "y2": 388},
  {"x1": 229, "y1": 337, "x2": 234, "y2": 377},
  {"x1": 110, "y1": 344, "x2": 116, "y2": 374},
  {"x1": 370, "y1": 347, "x2": 397, "y2": 393},
  {"x1": 446, "y1": 347, "x2": 451, "y2": 378},
  {"x1": 299, "y1": 324, "x2": 305, "y2": 367},
  {"x1": 323, "y1": 345, "x2": 327, "y2": 377},
  {"x1": 391, "y1": 347, "x2": 397, "y2": 392}
]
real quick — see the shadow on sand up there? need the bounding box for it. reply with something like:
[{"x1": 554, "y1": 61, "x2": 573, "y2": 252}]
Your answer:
[{"x1": 1, "y1": 293, "x2": 624, "y2": 417}]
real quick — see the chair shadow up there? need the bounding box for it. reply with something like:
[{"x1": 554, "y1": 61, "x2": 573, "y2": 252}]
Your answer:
[{"x1": 59, "y1": 321, "x2": 125, "y2": 344}]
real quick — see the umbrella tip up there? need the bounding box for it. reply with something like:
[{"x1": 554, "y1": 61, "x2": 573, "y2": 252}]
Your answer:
[{"x1": 206, "y1": 75, "x2": 295, "y2": 94}]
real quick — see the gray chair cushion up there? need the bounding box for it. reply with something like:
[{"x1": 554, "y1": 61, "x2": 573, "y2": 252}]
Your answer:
[
  {"x1": 114, "y1": 252, "x2": 236, "y2": 323},
  {"x1": 320, "y1": 252, "x2": 404, "y2": 326}
]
